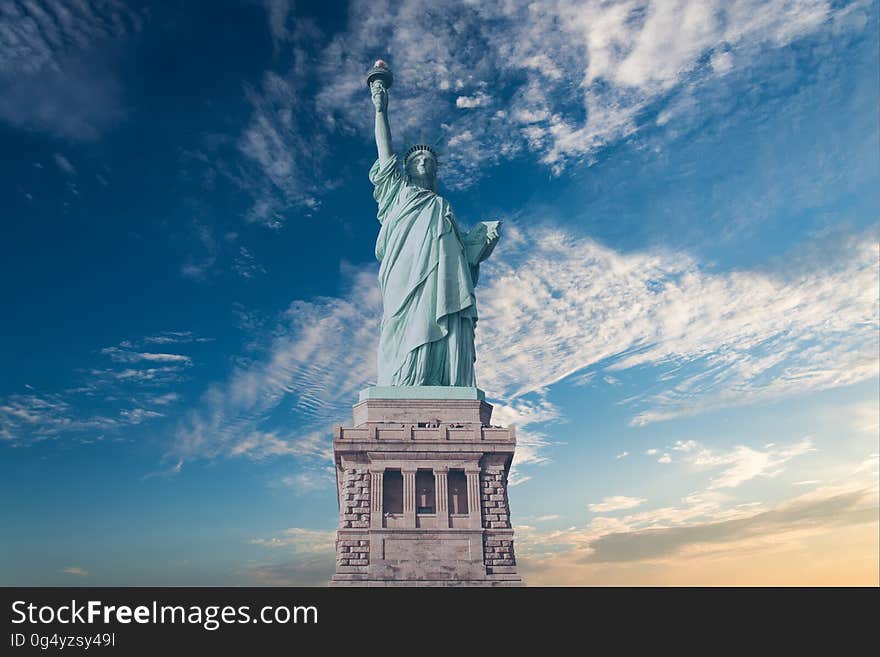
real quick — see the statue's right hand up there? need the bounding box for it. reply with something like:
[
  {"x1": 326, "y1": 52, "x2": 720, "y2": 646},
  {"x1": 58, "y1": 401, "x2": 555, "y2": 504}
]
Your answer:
[{"x1": 370, "y1": 80, "x2": 388, "y2": 112}]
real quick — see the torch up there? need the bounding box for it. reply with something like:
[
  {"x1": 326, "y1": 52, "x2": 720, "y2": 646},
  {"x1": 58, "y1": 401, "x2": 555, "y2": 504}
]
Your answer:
[{"x1": 366, "y1": 59, "x2": 393, "y2": 90}]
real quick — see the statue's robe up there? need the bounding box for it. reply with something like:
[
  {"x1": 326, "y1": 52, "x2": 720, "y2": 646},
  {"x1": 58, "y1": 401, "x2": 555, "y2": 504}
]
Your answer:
[{"x1": 370, "y1": 155, "x2": 493, "y2": 387}]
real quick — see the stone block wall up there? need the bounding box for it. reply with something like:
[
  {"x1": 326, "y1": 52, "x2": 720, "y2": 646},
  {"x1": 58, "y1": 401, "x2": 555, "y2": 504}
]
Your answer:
[
  {"x1": 484, "y1": 537, "x2": 516, "y2": 568},
  {"x1": 339, "y1": 467, "x2": 371, "y2": 529},
  {"x1": 336, "y1": 538, "x2": 370, "y2": 568},
  {"x1": 480, "y1": 467, "x2": 517, "y2": 569},
  {"x1": 480, "y1": 469, "x2": 511, "y2": 529}
]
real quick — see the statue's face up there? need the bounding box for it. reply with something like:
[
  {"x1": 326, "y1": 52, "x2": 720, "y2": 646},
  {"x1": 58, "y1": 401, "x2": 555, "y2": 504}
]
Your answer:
[{"x1": 405, "y1": 151, "x2": 437, "y2": 187}]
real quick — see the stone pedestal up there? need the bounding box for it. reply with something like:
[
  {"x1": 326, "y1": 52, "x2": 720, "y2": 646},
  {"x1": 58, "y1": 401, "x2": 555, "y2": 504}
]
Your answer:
[{"x1": 330, "y1": 387, "x2": 523, "y2": 587}]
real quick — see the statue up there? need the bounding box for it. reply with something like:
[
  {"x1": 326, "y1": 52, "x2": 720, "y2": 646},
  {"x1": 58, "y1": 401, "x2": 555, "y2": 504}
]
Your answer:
[{"x1": 367, "y1": 60, "x2": 501, "y2": 387}]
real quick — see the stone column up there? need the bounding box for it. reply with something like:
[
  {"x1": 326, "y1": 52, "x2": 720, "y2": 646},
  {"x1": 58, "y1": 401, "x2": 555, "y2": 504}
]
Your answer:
[
  {"x1": 370, "y1": 469, "x2": 384, "y2": 529},
  {"x1": 434, "y1": 467, "x2": 449, "y2": 529},
  {"x1": 465, "y1": 466, "x2": 482, "y2": 529},
  {"x1": 402, "y1": 468, "x2": 417, "y2": 528}
]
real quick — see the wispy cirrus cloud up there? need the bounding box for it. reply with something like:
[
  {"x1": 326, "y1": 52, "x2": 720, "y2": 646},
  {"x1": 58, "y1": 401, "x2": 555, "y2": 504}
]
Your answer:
[
  {"x1": 172, "y1": 223, "x2": 877, "y2": 477},
  {"x1": 312, "y1": 0, "x2": 866, "y2": 186},
  {"x1": 141, "y1": 331, "x2": 212, "y2": 345},
  {"x1": 589, "y1": 496, "x2": 647, "y2": 513},
  {"x1": 0, "y1": 0, "x2": 142, "y2": 139},
  {"x1": 0, "y1": 392, "x2": 147, "y2": 444},
  {"x1": 0, "y1": 393, "x2": 114, "y2": 442},
  {"x1": 100, "y1": 346, "x2": 192, "y2": 365},
  {"x1": 275, "y1": 470, "x2": 334, "y2": 494},
  {"x1": 233, "y1": 0, "x2": 870, "y2": 222},
  {"x1": 173, "y1": 267, "x2": 381, "y2": 463},
  {"x1": 232, "y1": 8, "x2": 327, "y2": 228},
  {"x1": 534, "y1": 514, "x2": 561, "y2": 522},
  {"x1": 52, "y1": 153, "x2": 76, "y2": 176},
  {"x1": 476, "y1": 224, "x2": 879, "y2": 425},
  {"x1": 88, "y1": 365, "x2": 189, "y2": 386},
  {"x1": 687, "y1": 438, "x2": 816, "y2": 489},
  {"x1": 1, "y1": 333, "x2": 203, "y2": 445}
]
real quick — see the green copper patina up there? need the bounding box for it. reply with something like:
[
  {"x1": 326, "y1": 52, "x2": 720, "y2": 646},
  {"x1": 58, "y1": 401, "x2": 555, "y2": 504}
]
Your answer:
[{"x1": 368, "y1": 61, "x2": 501, "y2": 387}]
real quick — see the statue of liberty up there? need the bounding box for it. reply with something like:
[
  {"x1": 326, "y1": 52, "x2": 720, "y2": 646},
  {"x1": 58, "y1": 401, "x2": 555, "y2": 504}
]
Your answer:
[{"x1": 367, "y1": 61, "x2": 501, "y2": 388}]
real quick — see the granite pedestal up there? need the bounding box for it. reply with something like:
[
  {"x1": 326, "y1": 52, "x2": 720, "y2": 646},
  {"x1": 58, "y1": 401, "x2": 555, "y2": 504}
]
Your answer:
[{"x1": 330, "y1": 387, "x2": 523, "y2": 587}]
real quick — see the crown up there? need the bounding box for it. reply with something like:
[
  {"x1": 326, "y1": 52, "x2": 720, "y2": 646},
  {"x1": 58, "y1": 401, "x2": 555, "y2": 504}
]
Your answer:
[{"x1": 404, "y1": 144, "x2": 438, "y2": 166}]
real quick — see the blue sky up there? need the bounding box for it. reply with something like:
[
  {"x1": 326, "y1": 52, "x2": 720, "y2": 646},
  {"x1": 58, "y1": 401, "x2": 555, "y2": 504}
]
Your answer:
[{"x1": 1, "y1": 0, "x2": 878, "y2": 586}]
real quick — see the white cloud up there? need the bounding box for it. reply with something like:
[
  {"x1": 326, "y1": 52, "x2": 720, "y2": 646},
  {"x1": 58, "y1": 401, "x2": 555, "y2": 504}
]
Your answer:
[
  {"x1": 236, "y1": 24, "x2": 327, "y2": 226},
  {"x1": 491, "y1": 396, "x2": 560, "y2": 472},
  {"x1": 233, "y1": 246, "x2": 267, "y2": 279},
  {"x1": 1, "y1": 331, "x2": 198, "y2": 445},
  {"x1": 173, "y1": 267, "x2": 381, "y2": 462},
  {"x1": 221, "y1": 0, "x2": 868, "y2": 224},
  {"x1": 250, "y1": 527, "x2": 336, "y2": 553},
  {"x1": 119, "y1": 408, "x2": 164, "y2": 424},
  {"x1": 474, "y1": 225, "x2": 878, "y2": 425},
  {"x1": 142, "y1": 459, "x2": 184, "y2": 480},
  {"x1": 517, "y1": 477, "x2": 878, "y2": 569},
  {"x1": 616, "y1": 451, "x2": 629, "y2": 459},
  {"x1": 852, "y1": 453, "x2": 879, "y2": 475},
  {"x1": 645, "y1": 448, "x2": 659, "y2": 455},
  {"x1": 142, "y1": 331, "x2": 211, "y2": 345},
  {"x1": 305, "y1": 0, "x2": 859, "y2": 187},
  {"x1": 247, "y1": 526, "x2": 338, "y2": 585},
  {"x1": 278, "y1": 471, "x2": 333, "y2": 493},
  {"x1": 589, "y1": 496, "x2": 647, "y2": 513},
  {"x1": 456, "y1": 92, "x2": 490, "y2": 109},
  {"x1": 61, "y1": 567, "x2": 88, "y2": 577},
  {"x1": 0, "y1": 390, "x2": 179, "y2": 445},
  {"x1": 173, "y1": 223, "x2": 876, "y2": 478},
  {"x1": 658, "y1": 454, "x2": 672, "y2": 464},
  {"x1": 508, "y1": 472, "x2": 533, "y2": 487},
  {"x1": 850, "y1": 401, "x2": 880, "y2": 436},
  {"x1": 100, "y1": 366, "x2": 187, "y2": 383},
  {"x1": 180, "y1": 220, "x2": 219, "y2": 281},
  {"x1": 673, "y1": 440, "x2": 698, "y2": 452},
  {"x1": 0, "y1": 0, "x2": 141, "y2": 139},
  {"x1": 570, "y1": 371, "x2": 596, "y2": 386},
  {"x1": 0, "y1": 393, "x2": 119, "y2": 443},
  {"x1": 710, "y1": 50, "x2": 734, "y2": 74},
  {"x1": 263, "y1": 0, "x2": 295, "y2": 49},
  {"x1": 101, "y1": 346, "x2": 191, "y2": 364},
  {"x1": 228, "y1": 429, "x2": 331, "y2": 462},
  {"x1": 688, "y1": 438, "x2": 816, "y2": 489},
  {"x1": 53, "y1": 153, "x2": 76, "y2": 176},
  {"x1": 143, "y1": 392, "x2": 180, "y2": 406}
]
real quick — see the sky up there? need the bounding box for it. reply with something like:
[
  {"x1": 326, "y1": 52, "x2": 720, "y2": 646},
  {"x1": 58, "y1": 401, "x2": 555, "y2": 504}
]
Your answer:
[{"x1": 0, "y1": 0, "x2": 878, "y2": 586}]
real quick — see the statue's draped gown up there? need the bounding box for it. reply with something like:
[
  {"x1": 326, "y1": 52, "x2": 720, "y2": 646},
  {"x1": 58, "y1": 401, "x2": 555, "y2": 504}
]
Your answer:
[{"x1": 371, "y1": 155, "x2": 482, "y2": 387}]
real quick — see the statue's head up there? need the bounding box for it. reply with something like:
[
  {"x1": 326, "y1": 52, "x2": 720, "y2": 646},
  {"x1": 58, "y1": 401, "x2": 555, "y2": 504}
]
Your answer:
[{"x1": 404, "y1": 144, "x2": 438, "y2": 191}]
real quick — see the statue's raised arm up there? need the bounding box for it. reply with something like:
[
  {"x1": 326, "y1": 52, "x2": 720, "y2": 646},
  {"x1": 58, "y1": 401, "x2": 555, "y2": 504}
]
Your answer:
[{"x1": 368, "y1": 61, "x2": 393, "y2": 164}]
